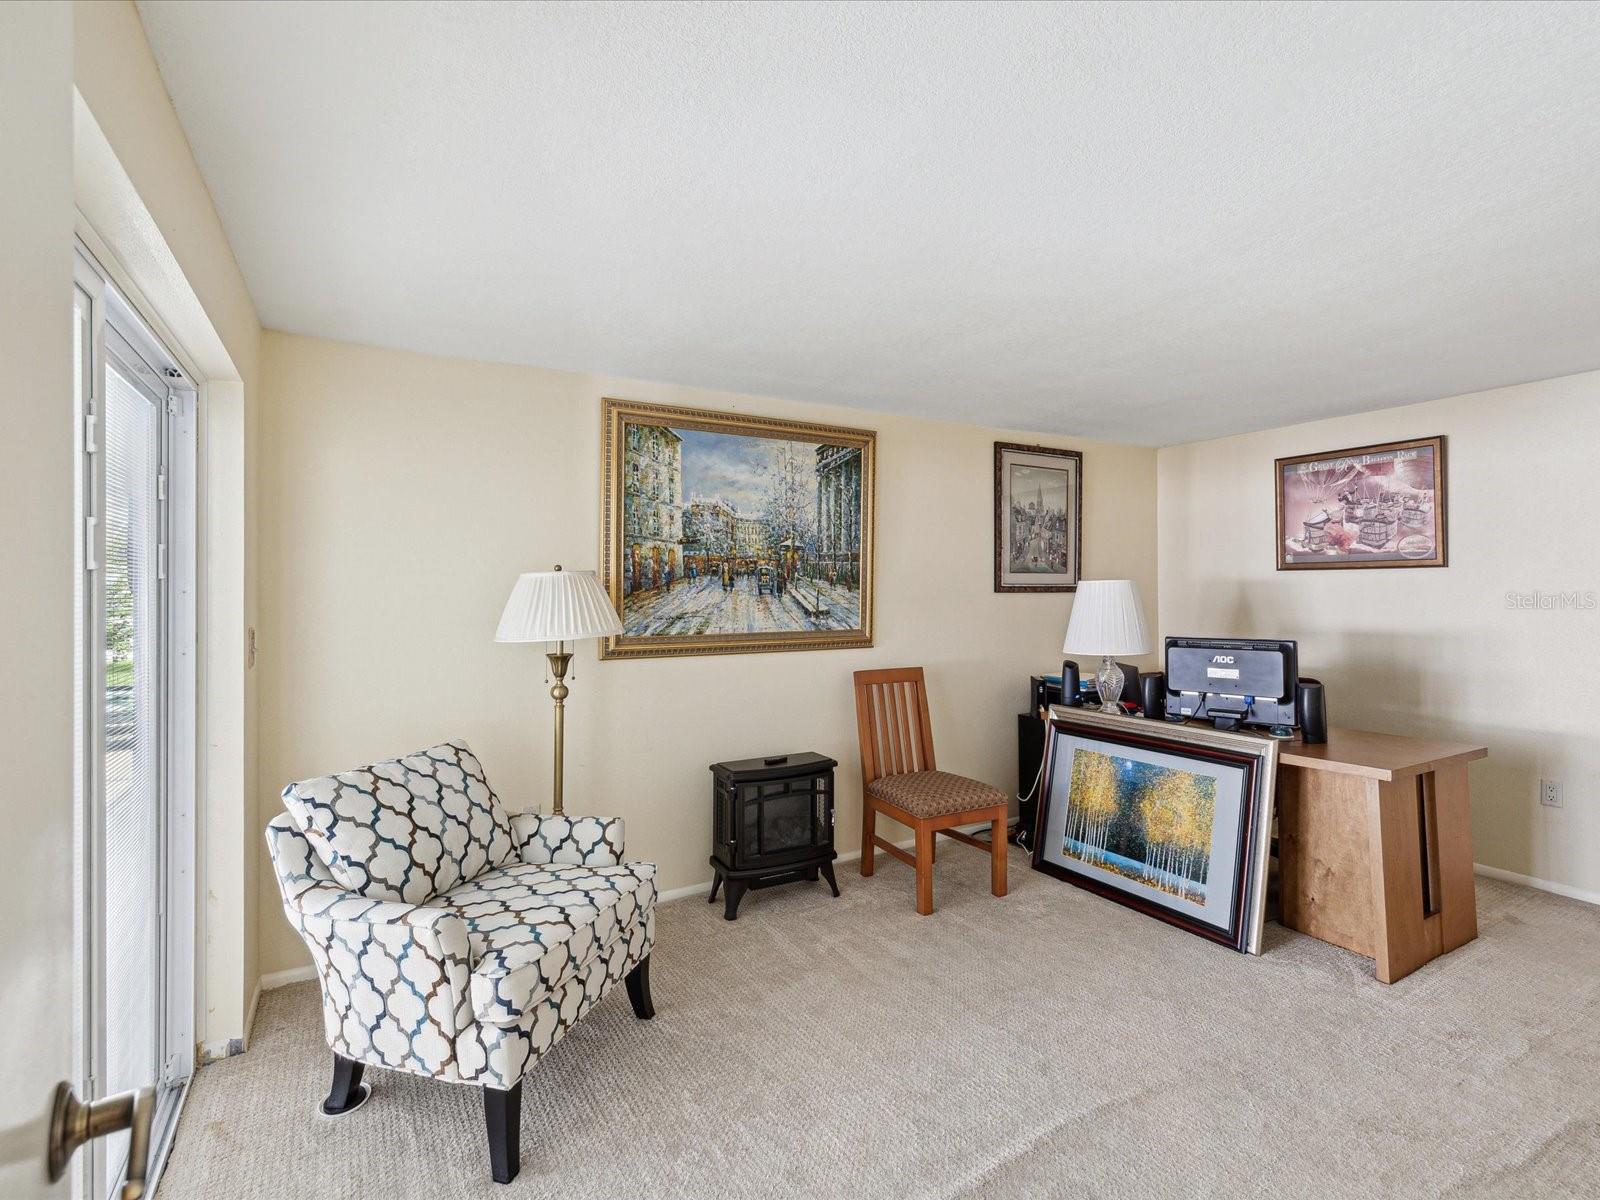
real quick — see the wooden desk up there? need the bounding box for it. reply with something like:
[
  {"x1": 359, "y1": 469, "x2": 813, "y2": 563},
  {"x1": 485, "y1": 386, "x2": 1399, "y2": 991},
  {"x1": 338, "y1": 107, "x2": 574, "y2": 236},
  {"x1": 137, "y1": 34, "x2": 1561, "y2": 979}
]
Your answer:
[{"x1": 1276, "y1": 727, "x2": 1487, "y2": 983}]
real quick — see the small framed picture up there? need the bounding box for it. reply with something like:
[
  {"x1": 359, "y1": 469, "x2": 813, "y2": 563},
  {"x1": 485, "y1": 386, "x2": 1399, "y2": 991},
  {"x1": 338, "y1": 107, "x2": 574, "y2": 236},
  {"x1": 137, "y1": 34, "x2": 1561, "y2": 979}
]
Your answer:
[
  {"x1": 994, "y1": 442, "x2": 1082, "y2": 592},
  {"x1": 1031, "y1": 708, "x2": 1279, "y2": 954},
  {"x1": 1275, "y1": 435, "x2": 1447, "y2": 570}
]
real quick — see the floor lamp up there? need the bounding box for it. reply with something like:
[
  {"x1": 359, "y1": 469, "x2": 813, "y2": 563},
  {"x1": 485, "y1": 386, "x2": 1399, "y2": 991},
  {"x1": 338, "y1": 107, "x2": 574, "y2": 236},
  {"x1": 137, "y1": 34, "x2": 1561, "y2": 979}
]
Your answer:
[{"x1": 494, "y1": 565, "x2": 623, "y2": 817}]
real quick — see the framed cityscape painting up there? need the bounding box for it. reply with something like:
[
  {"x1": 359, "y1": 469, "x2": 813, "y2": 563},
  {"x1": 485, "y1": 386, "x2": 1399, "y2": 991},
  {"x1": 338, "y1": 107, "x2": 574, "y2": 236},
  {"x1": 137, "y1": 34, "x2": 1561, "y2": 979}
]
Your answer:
[
  {"x1": 599, "y1": 398, "x2": 875, "y2": 659},
  {"x1": 1031, "y1": 708, "x2": 1278, "y2": 954},
  {"x1": 1276, "y1": 435, "x2": 1447, "y2": 570},
  {"x1": 994, "y1": 442, "x2": 1082, "y2": 592}
]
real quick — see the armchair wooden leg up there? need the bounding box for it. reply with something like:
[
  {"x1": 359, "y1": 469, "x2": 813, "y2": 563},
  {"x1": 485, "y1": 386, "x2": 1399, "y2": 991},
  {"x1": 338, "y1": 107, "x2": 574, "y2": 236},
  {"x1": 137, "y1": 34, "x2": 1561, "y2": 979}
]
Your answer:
[
  {"x1": 915, "y1": 823, "x2": 935, "y2": 915},
  {"x1": 990, "y1": 811, "x2": 1008, "y2": 898},
  {"x1": 861, "y1": 802, "x2": 876, "y2": 876},
  {"x1": 625, "y1": 954, "x2": 655, "y2": 1020},
  {"x1": 484, "y1": 1080, "x2": 523, "y2": 1184},
  {"x1": 320, "y1": 1053, "x2": 369, "y2": 1116}
]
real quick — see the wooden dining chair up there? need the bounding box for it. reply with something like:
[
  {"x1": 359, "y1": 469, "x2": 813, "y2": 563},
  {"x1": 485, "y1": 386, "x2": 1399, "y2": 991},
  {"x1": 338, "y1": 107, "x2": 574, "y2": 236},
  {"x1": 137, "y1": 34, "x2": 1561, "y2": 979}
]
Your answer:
[{"x1": 853, "y1": 667, "x2": 1008, "y2": 915}]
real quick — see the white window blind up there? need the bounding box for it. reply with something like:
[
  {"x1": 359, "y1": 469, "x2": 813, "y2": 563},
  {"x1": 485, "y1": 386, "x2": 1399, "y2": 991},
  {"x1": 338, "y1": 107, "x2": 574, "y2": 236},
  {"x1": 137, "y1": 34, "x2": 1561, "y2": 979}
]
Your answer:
[{"x1": 100, "y1": 359, "x2": 164, "y2": 1183}]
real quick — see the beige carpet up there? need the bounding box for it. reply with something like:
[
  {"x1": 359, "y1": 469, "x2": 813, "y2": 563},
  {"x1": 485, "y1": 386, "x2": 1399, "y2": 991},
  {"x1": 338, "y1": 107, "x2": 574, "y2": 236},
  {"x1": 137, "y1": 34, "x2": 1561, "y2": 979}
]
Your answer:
[{"x1": 159, "y1": 847, "x2": 1599, "y2": 1199}]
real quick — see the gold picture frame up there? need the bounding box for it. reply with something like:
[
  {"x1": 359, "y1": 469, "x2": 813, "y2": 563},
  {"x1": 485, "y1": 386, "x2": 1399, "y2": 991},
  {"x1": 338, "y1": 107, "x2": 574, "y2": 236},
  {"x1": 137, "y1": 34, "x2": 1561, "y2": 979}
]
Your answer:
[{"x1": 599, "y1": 397, "x2": 876, "y2": 660}]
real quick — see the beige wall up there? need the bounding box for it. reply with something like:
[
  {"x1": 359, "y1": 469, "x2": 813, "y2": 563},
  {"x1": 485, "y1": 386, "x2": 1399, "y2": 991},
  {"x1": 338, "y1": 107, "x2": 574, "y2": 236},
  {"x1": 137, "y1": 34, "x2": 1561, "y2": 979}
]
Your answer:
[
  {"x1": 257, "y1": 331, "x2": 1159, "y2": 975},
  {"x1": 1158, "y1": 370, "x2": 1600, "y2": 900},
  {"x1": 73, "y1": 0, "x2": 263, "y2": 1053},
  {"x1": 0, "y1": 5, "x2": 77, "y2": 1191}
]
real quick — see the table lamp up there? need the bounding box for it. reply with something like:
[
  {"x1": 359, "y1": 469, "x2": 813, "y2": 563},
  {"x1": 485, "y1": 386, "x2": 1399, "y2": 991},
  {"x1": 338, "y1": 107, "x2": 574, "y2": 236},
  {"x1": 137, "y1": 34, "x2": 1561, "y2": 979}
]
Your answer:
[
  {"x1": 495, "y1": 565, "x2": 623, "y2": 816},
  {"x1": 1062, "y1": 579, "x2": 1150, "y2": 714}
]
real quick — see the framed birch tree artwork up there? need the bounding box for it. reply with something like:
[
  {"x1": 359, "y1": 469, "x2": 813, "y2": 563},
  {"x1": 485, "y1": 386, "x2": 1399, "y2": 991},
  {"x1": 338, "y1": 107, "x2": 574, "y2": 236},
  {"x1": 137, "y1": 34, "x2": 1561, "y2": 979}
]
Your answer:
[
  {"x1": 994, "y1": 442, "x2": 1082, "y2": 592},
  {"x1": 600, "y1": 398, "x2": 875, "y2": 660},
  {"x1": 1031, "y1": 708, "x2": 1279, "y2": 954}
]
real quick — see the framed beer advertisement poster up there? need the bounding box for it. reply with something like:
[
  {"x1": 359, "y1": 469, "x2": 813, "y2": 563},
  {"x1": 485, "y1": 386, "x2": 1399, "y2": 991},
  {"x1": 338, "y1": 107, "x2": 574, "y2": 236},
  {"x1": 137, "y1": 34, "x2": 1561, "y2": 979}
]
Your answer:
[{"x1": 1276, "y1": 435, "x2": 1447, "y2": 570}]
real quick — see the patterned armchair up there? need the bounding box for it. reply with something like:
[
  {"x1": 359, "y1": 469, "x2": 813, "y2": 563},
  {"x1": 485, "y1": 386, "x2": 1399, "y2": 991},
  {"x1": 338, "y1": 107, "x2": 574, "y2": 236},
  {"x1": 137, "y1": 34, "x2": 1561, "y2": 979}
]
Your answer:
[{"x1": 266, "y1": 739, "x2": 656, "y2": 1184}]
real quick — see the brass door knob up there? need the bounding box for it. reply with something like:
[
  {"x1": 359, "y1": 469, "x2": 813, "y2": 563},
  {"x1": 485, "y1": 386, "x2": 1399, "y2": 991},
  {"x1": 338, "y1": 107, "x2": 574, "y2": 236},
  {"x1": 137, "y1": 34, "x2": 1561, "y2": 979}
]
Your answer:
[{"x1": 46, "y1": 1082, "x2": 155, "y2": 1199}]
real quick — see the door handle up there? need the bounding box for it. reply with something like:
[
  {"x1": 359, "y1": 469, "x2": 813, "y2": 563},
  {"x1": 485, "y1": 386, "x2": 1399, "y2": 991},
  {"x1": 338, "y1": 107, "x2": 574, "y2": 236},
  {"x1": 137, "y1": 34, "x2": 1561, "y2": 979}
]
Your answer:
[{"x1": 46, "y1": 1082, "x2": 154, "y2": 1200}]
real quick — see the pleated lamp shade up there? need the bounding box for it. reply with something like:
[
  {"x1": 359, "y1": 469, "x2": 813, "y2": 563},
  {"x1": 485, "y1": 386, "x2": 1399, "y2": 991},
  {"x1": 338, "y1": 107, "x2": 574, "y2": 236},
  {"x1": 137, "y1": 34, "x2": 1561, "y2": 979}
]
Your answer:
[
  {"x1": 1062, "y1": 579, "x2": 1151, "y2": 657},
  {"x1": 495, "y1": 568, "x2": 623, "y2": 643}
]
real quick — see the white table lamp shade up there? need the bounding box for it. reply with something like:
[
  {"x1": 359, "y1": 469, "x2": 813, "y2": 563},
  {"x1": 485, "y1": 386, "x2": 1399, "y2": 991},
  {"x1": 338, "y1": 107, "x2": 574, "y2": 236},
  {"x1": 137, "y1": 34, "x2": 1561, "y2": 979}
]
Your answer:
[
  {"x1": 1062, "y1": 579, "x2": 1150, "y2": 657},
  {"x1": 495, "y1": 569, "x2": 623, "y2": 643}
]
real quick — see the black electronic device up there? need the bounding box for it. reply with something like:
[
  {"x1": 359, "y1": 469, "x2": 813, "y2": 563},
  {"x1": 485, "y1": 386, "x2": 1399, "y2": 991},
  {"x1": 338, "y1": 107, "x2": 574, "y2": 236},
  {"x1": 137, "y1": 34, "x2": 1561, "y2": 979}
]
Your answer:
[
  {"x1": 1296, "y1": 678, "x2": 1328, "y2": 744},
  {"x1": 1163, "y1": 636, "x2": 1299, "y2": 732},
  {"x1": 1029, "y1": 675, "x2": 1064, "y2": 714},
  {"x1": 1115, "y1": 661, "x2": 1142, "y2": 706},
  {"x1": 1060, "y1": 659, "x2": 1081, "y2": 706},
  {"x1": 1139, "y1": 671, "x2": 1167, "y2": 720}
]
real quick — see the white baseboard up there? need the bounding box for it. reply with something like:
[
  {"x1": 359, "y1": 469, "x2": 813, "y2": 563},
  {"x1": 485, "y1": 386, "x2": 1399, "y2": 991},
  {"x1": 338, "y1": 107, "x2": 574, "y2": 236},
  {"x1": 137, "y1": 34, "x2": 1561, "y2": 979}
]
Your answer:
[
  {"x1": 657, "y1": 878, "x2": 719, "y2": 903},
  {"x1": 1474, "y1": 863, "x2": 1600, "y2": 908},
  {"x1": 242, "y1": 978, "x2": 262, "y2": 1049},
  {"x1": 197, "y1": 966, "x2": 316, "y2": 1063},
  {"x1": 260, "y1": 964, "x2": 317, "y2": 991},
  {"x1": 254, "y1": 833, "x2": 943, "y2": 1000},
  {"x1": 199, "y1": 978, "x2": 267, "y2": 1064},
  {"x1": 198, "y1": 1036, "x2": 237, "y2": 1063},
  {"x1": 227, "y1": 826, "x2": 996, "y2": 1062},
  {"x1": 657, "y1": 823, "x2": 990, "y2": 904},
  {"x1": 199, "y1": 966, "x2": 316, "y2": 1063}
]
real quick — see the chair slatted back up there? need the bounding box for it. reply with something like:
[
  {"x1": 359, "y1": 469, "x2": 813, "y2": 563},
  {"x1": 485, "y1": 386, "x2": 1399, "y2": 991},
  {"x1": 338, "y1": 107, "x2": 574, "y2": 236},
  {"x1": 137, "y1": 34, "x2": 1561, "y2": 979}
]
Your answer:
[{"x1": 853, "y1": 667, "x2": 937, "y2": 788}]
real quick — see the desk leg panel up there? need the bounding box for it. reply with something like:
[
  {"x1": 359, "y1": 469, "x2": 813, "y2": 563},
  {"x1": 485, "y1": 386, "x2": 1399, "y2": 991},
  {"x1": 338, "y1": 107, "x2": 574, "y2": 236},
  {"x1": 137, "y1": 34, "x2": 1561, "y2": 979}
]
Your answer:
[
  {"x1": 1368, "y1": 778, "x2": 1445, "y2": 984},
  {"x1": 1433, "y1": 764, "x2": 1479, "y2": 953}
]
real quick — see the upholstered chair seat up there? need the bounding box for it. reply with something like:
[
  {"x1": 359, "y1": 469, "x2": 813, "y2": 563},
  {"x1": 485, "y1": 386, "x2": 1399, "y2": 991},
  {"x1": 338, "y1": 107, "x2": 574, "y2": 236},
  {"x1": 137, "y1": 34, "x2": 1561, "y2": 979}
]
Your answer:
[
  {"x1": 267, "y1": 740, "x2": 656, "y2": 1184},
  {"x1": 865, "y1": 769, "x2": 1009, "y2": 819},
  {"x1": 443, "y1": 859, "x2": 657, "y2": 1029}
]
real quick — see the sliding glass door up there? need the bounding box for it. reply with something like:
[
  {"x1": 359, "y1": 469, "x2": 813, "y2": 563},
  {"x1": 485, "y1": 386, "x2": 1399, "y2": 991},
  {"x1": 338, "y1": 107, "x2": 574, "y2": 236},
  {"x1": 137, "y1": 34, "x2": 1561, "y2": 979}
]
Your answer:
[{"x1": 74, "y1": 246, "x2": 195, "y2": 1200}]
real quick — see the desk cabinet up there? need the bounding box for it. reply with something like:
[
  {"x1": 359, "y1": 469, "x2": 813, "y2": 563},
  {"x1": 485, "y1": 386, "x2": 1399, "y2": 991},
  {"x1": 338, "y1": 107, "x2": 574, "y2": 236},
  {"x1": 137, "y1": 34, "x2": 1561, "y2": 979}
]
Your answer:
[{"x1": 1276, "y1": 729, "x2": 1487, "y2": 983}]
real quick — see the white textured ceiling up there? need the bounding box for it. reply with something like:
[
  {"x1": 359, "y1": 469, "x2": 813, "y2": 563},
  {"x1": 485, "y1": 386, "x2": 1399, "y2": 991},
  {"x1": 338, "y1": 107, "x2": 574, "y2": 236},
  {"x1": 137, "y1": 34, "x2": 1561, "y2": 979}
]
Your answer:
[{"x1": 138, "y1": 0, "x2": 1600, "y2": 446}]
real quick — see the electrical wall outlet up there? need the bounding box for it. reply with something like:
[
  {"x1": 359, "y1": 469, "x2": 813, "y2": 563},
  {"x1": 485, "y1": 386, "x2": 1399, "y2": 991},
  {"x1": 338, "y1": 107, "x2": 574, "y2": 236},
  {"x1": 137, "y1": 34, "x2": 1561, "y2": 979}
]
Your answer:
[{"x1": 1539, "y1": 778, "x2": 1563, "y2": 808}]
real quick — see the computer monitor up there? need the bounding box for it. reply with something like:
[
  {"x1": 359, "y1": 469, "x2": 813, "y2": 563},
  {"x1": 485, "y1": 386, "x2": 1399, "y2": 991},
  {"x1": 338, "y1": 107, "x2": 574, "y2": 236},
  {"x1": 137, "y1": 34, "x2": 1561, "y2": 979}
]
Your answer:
[{"x1": 1163, "y1": 636, "x2": 1299, "y2": 731}]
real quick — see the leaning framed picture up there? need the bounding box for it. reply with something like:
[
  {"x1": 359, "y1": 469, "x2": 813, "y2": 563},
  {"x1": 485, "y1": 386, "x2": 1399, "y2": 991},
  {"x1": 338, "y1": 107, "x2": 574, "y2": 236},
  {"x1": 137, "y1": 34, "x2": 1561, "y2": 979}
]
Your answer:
[
  {"x1": 1275, "y1": 435, "x2": 1447, "y2": 570},
  {"x1": 1031, "y1": 708, "x2": 1279, "y2": 954},
  {"x1": 994, "y1": 442, "x2": 1082, "y2": 592},
  {"x1": 599, "y1": 398, "x2": 875, "y2": 660}
]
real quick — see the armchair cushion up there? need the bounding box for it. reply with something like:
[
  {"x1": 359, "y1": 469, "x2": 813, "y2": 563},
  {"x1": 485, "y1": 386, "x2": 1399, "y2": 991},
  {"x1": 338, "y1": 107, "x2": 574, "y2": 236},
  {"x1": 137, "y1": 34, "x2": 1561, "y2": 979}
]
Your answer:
[
  {"x1": 440, "y1": 859, "x2": 657, "y2": 1027},
  {"x1": 511, "y1": 813, "x2": 626, "y2": 866},
  {"x1": 281, "y1": 739, "x2": 516, "y2": 904}
]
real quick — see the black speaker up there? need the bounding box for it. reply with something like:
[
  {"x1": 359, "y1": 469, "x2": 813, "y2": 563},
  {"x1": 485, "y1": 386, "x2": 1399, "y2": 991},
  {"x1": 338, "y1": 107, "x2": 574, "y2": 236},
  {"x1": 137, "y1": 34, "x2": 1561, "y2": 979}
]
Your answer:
[
  {"x1": 1116, "y1": 662, "x2": 1141, "y2": 706},
  {"x1": 1060, "y1": 659, "x2": 1081, "y2": 706},
  {"x1": 1297, "y1": 678, "x2": 1327, "y2": 744},
  {"x1": 1139, "y1": 672, "x2": 1167, "y2": 719}
]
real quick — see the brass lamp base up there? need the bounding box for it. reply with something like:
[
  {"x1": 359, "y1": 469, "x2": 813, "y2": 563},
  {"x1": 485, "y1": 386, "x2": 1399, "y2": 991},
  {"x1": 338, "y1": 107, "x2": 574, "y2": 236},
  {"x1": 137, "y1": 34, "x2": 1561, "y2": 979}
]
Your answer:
[{"x1": 546, "y1": 645, "x2": 572, "y2": 817}]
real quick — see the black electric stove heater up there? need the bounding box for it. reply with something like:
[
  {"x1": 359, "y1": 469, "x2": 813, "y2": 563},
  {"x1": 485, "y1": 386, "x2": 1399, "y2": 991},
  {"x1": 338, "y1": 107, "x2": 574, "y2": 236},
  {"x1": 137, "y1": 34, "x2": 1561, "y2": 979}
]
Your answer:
[{"x1": 709, "y1": 751, "x2": 839, "y2": 920}]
